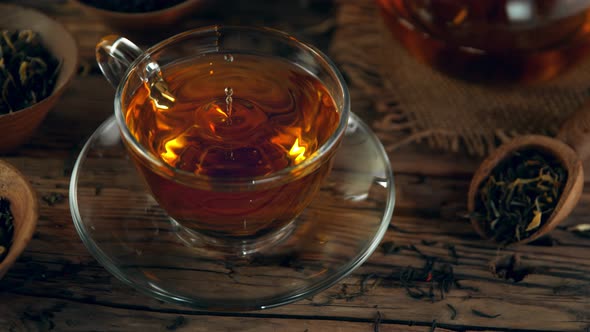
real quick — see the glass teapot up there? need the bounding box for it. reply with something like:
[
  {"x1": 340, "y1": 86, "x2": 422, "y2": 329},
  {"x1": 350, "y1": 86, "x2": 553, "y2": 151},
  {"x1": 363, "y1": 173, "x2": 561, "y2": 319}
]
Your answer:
[{"x1": 377, "y1": 0, "x2": 590, "y2": 83}]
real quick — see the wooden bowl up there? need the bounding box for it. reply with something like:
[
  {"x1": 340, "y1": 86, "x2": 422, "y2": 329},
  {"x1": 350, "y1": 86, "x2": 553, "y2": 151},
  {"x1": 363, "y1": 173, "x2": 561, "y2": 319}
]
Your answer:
[
  {"x1": 0, "y1": 160, "x2": 38, "y2": 279},
  {"x1": 72, "y1": 0, "x2": 207, "y2": 32},
  {"x1": 0, "y1": 4, "x2": 79, "y2": 153},
  {"x1": 467, "y1": 135, "x2": 584, "y2": 245}
]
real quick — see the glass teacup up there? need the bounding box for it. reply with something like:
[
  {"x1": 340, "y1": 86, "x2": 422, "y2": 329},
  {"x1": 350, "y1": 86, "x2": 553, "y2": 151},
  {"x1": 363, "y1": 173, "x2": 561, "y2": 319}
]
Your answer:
[{"x1": 96, "y1": 26, "x2": 350, "y2": 254}]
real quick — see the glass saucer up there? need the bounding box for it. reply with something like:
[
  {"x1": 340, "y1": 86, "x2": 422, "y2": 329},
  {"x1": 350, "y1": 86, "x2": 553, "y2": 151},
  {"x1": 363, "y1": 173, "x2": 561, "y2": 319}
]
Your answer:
[{"x1": 69, "y1": 113, "x2": 395, "y2": 311}]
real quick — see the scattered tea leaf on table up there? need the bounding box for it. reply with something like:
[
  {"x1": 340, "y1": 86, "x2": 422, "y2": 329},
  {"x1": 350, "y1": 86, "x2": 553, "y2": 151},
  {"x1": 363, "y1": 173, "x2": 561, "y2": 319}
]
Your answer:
[
  {"x1": 446, "y1": 303, "x2": 457, "y2": 320},
  {"x1": 373, "y1": 311, "x2": 381, "y2": 332},
  {"x1": 429, "y1": 320, "x2": 437, "y2": 332},
  {"x1": 42, "y1": 192, "x2": 65, "y2": 206},
  {"x1": 490, "y1": 254, "x2": 537, "y2": 283},
  {"x1": 471, "y1": 308, "x2": 501, "y2": 319},
  {"x1": 421, "y1": 239, "x2": 438, "y2": 246},
  {"x1": 380, "y1": 241, "x2": 400, "y2": 255},
  {"x1": 165, "y1": 316, "x2": 186, "y2": 330},
  {"x1": 567, "y1": 224, "x2": 590, "y2": 238}
]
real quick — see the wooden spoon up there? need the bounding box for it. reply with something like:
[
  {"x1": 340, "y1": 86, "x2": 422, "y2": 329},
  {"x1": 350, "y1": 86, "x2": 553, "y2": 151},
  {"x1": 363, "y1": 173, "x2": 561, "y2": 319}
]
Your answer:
[
  {"x1": 467, "y1": 135, "x2": 584, "y2": 245},
  {"x1": 0, "y1": 160, "x2": 38, "y2": 279}
]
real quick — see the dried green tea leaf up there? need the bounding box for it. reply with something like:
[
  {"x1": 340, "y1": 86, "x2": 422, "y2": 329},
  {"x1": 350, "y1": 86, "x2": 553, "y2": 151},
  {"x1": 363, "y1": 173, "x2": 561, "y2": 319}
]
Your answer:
[
  {"x1": 525, "y1": 210, "x2": 542, "y2": 231},
  {"x1": 567, "y1": 224, "x2": 590, "y2": 238},
  {"x1": 473, "y1": 149, "x2": 566, "y2": 244},
  {"x1": 567, "y1": 224, "x2": 590, "y2": 232}
]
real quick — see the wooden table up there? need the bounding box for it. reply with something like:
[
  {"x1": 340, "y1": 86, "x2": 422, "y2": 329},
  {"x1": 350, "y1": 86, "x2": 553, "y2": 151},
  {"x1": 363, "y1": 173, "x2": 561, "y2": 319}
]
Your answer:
[{"x1": 1, "y1": 1, "x2": 589, "y2": 331}]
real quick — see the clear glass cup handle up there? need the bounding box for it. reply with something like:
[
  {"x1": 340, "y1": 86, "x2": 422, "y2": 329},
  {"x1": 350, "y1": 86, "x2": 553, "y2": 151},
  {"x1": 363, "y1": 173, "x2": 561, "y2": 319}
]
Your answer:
[
  {"x1": 96, "y1": 35, "x2": 175, "y2": 109},
  {"x1": 96, "y1": 35, "x2": 143, "y2": 89}
]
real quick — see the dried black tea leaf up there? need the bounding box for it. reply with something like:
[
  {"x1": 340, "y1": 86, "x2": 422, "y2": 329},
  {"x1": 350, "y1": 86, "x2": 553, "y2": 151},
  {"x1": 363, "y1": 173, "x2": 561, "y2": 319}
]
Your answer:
[
  {"x1": 42, "y1": 192, "x2": 65, "y2": 206},
  {"x1": 490, "y1": 254, "x2": 536, "y2": 283},
  {"x1": 380, "y1": 241, "x2": 400, "y2": 255},
  {"x1": 165, "y1": 316, "x2": 186, "y2": 330},
  {"x1": 429, "y1": 320, "x2": 437, "y2": 332},
  {"x1": 0, "y1": 30, "x2": 58, "y2": 114},
  {"x1": 0, "y1": 198, "x2": 14, "y2": 262},
  {"x1": 446, "y1": 303, "x2": 457, "y2": 320},
  {"x1": 471, "y1": 308, "x2": 501, "y2": 319},
  {"x1": 421, "y1": 239, "x2": 438, "y2": 246},
  {"x1": 373, "y1": 311, "x2": 381, "y2": 332}
]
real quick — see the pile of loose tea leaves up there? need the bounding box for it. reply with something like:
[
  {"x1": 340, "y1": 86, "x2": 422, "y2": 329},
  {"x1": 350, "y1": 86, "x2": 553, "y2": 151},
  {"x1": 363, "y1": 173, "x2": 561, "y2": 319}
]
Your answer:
[
  {"x1": 0, "y1": 30, "x2": 59, "y2": 114},
  {"x1": 79, "y1": 0, "x2": 187, "y2": 13},
  {"x1": 0, "y1": 198, "x2": 14, "y2": 262},
  {"x1": 473, "y1": 149, "x2": 567, "y2": 244}
]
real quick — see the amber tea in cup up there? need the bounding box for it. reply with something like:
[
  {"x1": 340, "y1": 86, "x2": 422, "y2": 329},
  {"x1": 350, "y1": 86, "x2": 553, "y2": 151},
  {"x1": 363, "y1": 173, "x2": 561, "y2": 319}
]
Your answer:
[
  {"x1": 377, "y1": 0, "x2": 590, "y2": 83},
  {"x1": 97, "y1": 27, "x2": 349, "y2": 253},
  {"x1": 127, "y1": 54, "x2": 340, "y2": 239}
]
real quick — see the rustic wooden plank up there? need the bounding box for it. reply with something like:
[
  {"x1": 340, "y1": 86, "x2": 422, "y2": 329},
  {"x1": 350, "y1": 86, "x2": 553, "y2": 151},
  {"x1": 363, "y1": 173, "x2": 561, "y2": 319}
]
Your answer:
[{"x1": 0, "y1": 293, "x2": 461, "y2": 332}]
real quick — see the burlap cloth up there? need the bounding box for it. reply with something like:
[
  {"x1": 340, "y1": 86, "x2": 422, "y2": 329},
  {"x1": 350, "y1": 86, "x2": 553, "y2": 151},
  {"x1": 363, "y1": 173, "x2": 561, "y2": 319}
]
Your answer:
[{"x1": 330, "y1": 1, "x2": 590, "y2": 156}]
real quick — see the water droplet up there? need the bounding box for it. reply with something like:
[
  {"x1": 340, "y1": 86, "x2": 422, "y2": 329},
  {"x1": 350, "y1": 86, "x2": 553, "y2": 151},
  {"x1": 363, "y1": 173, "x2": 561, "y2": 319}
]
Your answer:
[
  {"x1": 225, "y1": 87, "x2": 233, "y2": 122},
  {"x1": 224, "y1": 54, "x2": 234, "y2": 62},
  {"x1": 225, "y1": 87, "x2": 233, "y2": 96}
]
